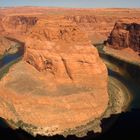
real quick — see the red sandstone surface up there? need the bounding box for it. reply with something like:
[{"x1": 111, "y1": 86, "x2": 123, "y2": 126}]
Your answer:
[
  {"x1": 106, "y1": 21, "x2": 140, "y2": 64},
  {"x1": 107, "y1": 21, "x2": 140, "y2": 51},
  {"x1": 0, "y1": 7, "x2": 109, "y2": 136},
  {"x1": 0, "y1": 7, "x2": 140, "y2": 136},
  {"x1": 0, "y1": 7, "x2": 140, "y2": 43},
  {"x1": 0, "y1": 36, "x2": 17, "y2": 56}
]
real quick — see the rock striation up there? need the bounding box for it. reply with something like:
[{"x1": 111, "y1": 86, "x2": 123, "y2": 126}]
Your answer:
[
  {"x1": 64, "y1": 15, "x2": 115, "y2": 44},
  {"x1": 104, "y1": 21, "x2": 140, "y2": 65},
  {"x1": 0, "y1": 16, "x2": 108, "y2": 136},
  {"x1": 1, "y1": 15, "x2": 38, "y2": 34},
  {"x1": 0, "y1": 36, "x2": 18, "y2": 56},
  {"x1": 0, "y1": 7, "x2": 140, "y2": 43},
  {"x1": 1, "y1": 7, "x2": 140, "y2": 137},
  {"x1": 24, "y1": 17, "x2": 108, "y2": 100},
  {"x1": 107, "y1": 21, "x2": 140, "y2": 53}
]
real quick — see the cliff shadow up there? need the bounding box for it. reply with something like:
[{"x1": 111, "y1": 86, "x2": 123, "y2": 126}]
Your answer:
[
  {"x1": 4, "y1": 36, "x2": 25, "y2": 56},
  {"x1": 0, "y1": 108, "x2": 140, "y2": 140}
]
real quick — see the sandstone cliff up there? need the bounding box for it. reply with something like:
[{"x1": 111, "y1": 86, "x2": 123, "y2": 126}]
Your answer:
[
  {"x1": 0, "y1": 36, "x2": 18, "y2": 56},
  {"x1": 1, "y1": 7, "x2": 140, "y2": 137},
  {"x1": 1, "y1": 15, "x2": 38, "y2": 34},
  {"x1": 24, "y1": 17, "x2": 107, "y2": 91},
  {"x1": 0, "y1": 17, "x2": 108, "y2": 136},
  {"x1": 64, "y1": 15, "x2": 115, "y2": 44},
  {"x1": 0, "y1": 7, "x2": 140, "y2": 44},
  {"x1": 107, "y1": 21, "x2": 140, "y2": 53}
]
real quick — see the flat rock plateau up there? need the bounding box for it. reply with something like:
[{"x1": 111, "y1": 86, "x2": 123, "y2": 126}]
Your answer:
[{"x1": 0, "y1": 7, "x2": 140, "y2": 137}]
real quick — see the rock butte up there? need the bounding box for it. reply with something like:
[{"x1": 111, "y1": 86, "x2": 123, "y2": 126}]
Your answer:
[
  {"x1": 0, "y1": 7, "x2": 140, "y2": 136},
  {"x1": 0, "y1": 8, "x2": 108, "y2": 136},
  {"x1": 106, "y1": 21, "x2": 140, "y2": 64}
]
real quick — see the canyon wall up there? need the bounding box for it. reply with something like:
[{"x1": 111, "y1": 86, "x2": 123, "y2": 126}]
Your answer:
[
  {"x1": 64, "y1": 15, "x2": 114, "y2": 43},
  {"x1": 0, "y1": 36, "x2": 18, "y2": 56},
  {"x1": 1, "y1": 15, "x2": 38, "y2": 34},
  {"x1": 0, "y1": 14, "x2": 109, "y2": 136},
  {"x1": 107, "y1": 21, "x2": 140, "y2": 53},
  {"x1": 0, "y1": 7, "x2": 140, "y2": 136},
  {"x1": 24, "y1": 17, "x2": 107, "y2": 88},
  {"x1": 0, "y1": 8, "x2": 140, "y2": 44}
]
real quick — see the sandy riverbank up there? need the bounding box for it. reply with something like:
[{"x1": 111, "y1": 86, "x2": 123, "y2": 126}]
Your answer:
[
  {"x1": 55, "y1": 74, "x2": 132, "y2": 137},
  {"x1": 4, "y1": 66, "x2": 132, "y2": 138},
  {"x1": 0, "y1": 43, "x2": 132, "y2": 138}
]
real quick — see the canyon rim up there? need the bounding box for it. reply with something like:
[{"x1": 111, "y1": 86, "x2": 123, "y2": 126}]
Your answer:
[{"x1": 0, "y1": 6, "x2": 140, "y2": 139}]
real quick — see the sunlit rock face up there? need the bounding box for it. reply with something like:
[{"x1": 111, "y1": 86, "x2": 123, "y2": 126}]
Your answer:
[
  {"x1": 0, "y1": 15, "x2": 109, "y2": 136},
  {"x1": 107, "y1": 21, "x2": 140, "y2": 53},
  {"x1": 64, "y1": 15, "x2": 116, "y2": 44},
  {"x1": 1, "y1": 15, "x2": 38, "y2": 34},
  {"x1": 0, "y1": 8, "x2": 140, "y2": 43},
  {"x1": 1, "y1": 7, "x2": 140, "y2": 137},
  {"x1": 24, "y1": 17, "x2": 107, "y2": 88},
  {"x1": 0, "y1": 36, "x2": 18, "y2": 55}
]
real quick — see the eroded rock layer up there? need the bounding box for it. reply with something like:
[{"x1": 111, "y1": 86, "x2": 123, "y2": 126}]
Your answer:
[
  {"x1": 1, "y1": 6, "x2": 140, "y2": 137},
  {"x1": 104, "y1": 21, "x2": 140, "y2": 64},
  {"x1": 107, "y1": 21, "x2": 140, "y2": 53},
  {"x1": 2, "y1": 15, "x2": 38, "y2": 34},
  {"x1": 0, "y1": 7, "x2": 140, "y2": 43},
  {"x1": 0, "y1": 15, "x2": 108, "y2": 136},
  {"x1": 0, "y1": 36, "x2": 18, "y2": 56}
]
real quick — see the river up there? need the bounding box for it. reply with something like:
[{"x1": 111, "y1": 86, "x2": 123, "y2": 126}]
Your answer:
[
  {"x1": 94, "y1": 44, "x2": 140, "y2": 140},
  {"x1": 0, "y1": 44, "x2": 140, "y2": 139}
]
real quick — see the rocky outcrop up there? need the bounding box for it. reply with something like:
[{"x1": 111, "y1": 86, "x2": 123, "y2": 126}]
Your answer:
[
  {"x1": 24, "y1": 17, "x2": 108, "y2": 91},
  {"x1": 24, "y1": 18, "x2": 90, "y2": 71},
  {"x1": 1, "y1": 15, "x2": 38, "y2": 34},
  {"x1": 0, "y1": 36, "x2": 18, "y2": 56},
  {"x1": 64, "y1": 15, "x2": 115, "y2": 44},
  {"x1": 0, "y1": 17, "x2": 4, "y2": 32},
  {"x1": 1, "y1": 7, "x2": 140, "y2": 137},
  {"x1": 0, "y1": 17, "x2": 109, "y2": 136},
  {"x1": 0, "y1": 7, "x2": 140, "y2": 44},
  {"x1": 107, "y1": 22, "x2": 140, "y2": 53}
]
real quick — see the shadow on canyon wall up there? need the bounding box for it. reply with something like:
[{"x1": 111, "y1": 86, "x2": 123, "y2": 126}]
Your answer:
[{"x1": 0, "y1": 108, "x2": 140, "y2": 140}]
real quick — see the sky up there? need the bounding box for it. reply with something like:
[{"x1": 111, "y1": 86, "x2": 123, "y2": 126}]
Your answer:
[{"x1": 0, "y1": 0, "x2": 140, "y2": 8}]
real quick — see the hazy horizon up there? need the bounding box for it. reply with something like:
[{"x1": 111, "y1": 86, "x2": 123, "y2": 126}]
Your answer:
[{"x1": 0, "y1": 0, "x2": 140, "y2": 8}]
